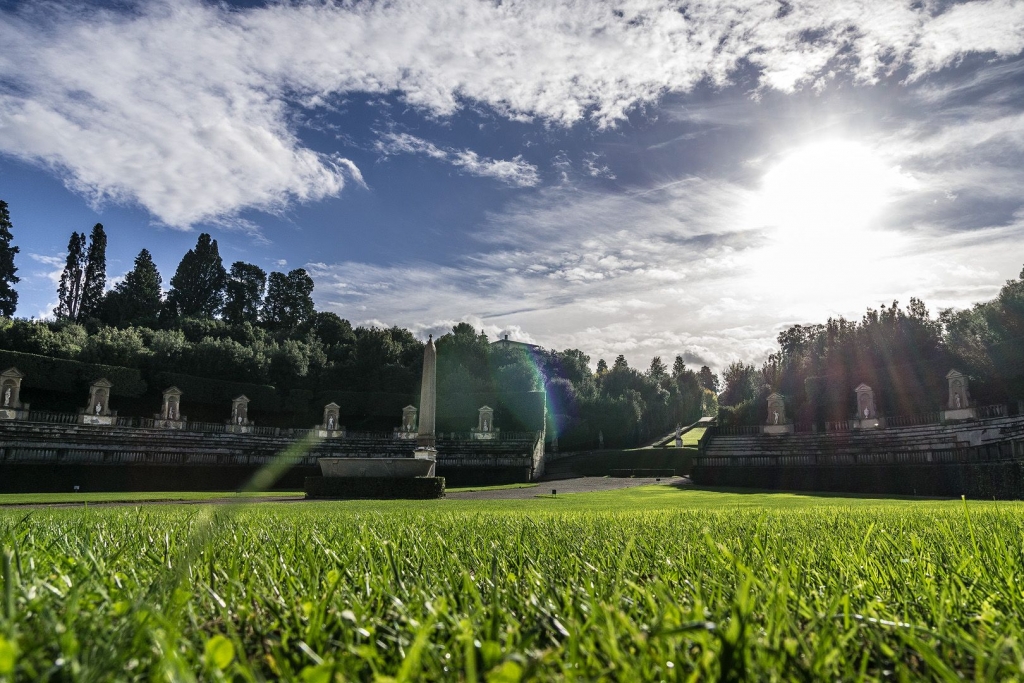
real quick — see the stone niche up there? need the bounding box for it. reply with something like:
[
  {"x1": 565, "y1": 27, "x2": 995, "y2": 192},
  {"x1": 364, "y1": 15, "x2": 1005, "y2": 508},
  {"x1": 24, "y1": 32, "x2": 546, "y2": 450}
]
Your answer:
[
  {"x1": 942, "y1": 369, "x2": 977, "y2": 421},
  {"x1": 853, "y1": 383, "x2": 884, "y2": 429},
  {"x1": 0, "y1": 367, "x2": 29, "y2": 421},
  {"x1": 394, "y1": 405, "x2": 418, "y2": 439},
  {"x1": 762, "y1": 393, "x2": 793, "y2": 435},
  {"x1": 154, "y1": 386, "x2": 186, "y2": 429},
  {"x1": 316, "y1": 402, "x2": 344, "y2": 438},
  {"x1": 225, "y1": 394, "x2": 252, "y2": 434},
  {"x1": 79, "y1": 378, "x2": 116, "y2": 425},
  {"x1": 471, "y1": 405, "x2": 498, "y2": 440}
]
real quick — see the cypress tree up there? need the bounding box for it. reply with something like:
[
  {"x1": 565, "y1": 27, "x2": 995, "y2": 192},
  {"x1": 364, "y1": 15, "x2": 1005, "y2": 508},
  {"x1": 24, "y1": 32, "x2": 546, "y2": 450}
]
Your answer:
[
  {"x1": 54, "y1": 232, "x2": 87, "y2": 321},
  {"x1": 166, "y1": 233, "x2": 227, "y2": 319},
  {"x1": 103, "y1": 249, "x2": 162, "y2": 327},
  {"x1": 79, "y1": 223, "x2": 107, "y2": 320},
  {"x1": 0, "y1": 201, "x2": 19, "y2": 317},
  {"x1": 224, "y1": 261, "x2": 267, "y2": 325}
]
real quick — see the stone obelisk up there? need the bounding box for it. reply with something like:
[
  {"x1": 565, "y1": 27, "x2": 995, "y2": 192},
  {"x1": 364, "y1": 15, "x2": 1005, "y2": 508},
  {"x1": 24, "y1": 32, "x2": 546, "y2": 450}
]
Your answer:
[{"x1": 416, "y1": 335, "x2": 437, "y2": 450}]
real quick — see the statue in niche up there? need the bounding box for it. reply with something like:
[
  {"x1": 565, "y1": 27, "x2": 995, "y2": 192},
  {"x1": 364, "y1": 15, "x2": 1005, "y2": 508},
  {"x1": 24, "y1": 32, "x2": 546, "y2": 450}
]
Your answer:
[
  {"x1": 94, "y1": 401, "x2": 102, "y2": 415},
  {"x1": 773, "y1": 411, "x2": 779, "y2": 425},
  {"x1": 864, "y1": 407, "x2": 869, "y2": 419},
  {"x1": 955, "y1": 393, "x2": 962, "y2": 409},
  {"x1": 3, "y1": 387, "x2": 9, "y2": 407},
  {"x1": 483, "y1": 419, "x2": 489, "y2": 432},
  {"x1": 328, "y1": 416, "x2": 335, "y2": 430},
  {"x1": 237, "y1": 415, "x2": 243, "y2": 425}
]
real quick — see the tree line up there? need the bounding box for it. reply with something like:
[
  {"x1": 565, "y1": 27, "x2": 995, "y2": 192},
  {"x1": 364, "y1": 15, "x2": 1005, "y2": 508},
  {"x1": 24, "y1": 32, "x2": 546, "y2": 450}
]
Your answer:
[
  {"x1": 717, "y1": 268, "x2": 1024, "y2": 426},
  {"x1": 0, "y1": 201, "x2": 718, "y2": 446}
]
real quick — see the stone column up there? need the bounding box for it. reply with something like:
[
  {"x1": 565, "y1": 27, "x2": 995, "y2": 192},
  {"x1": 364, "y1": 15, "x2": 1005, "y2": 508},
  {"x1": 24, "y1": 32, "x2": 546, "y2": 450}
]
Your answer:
[{"x1": 416, "y1": 335, "x2": 437, "y2": 450}]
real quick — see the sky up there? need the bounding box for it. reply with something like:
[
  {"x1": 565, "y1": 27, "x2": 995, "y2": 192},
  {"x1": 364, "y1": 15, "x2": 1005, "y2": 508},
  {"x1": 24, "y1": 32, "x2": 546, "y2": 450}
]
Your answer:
[{"x1": 2, "y1": 0, "x2": 1024, "y2": 372}]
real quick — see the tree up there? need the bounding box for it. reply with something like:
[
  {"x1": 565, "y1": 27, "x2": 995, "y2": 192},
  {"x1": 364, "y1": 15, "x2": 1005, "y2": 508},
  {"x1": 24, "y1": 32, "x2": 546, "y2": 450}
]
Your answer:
[
  {"x1": 224, "y1": 261, "x2": 266, "y2": 325},
  {"x1": 79, "y1": 223, "x2": 107, "y2": 320},
  {"x1": 698, "y1": 365, "x2": 720, "y2": 393},
  {"x1": 672, "y1": 355, "x2": 686, "y2": 378},
  {"x1": 0, "y1": 201, "x2": 19, "y2": 317},
  {"x1": 102, "y1": 249, "x2": 162, "y2": 327},
  {"x1": 54, "y1": 232, "x2": 87, "y2": 321},
  {"x1": 262, "y1": 268, "x2": 315, "y2": 329},
  {"x1": 613, "y1": 354, "x2": 628, "y2": 370},
  {"x1": 166, "y1": 233, "x2": 227, "y2": 319},
  {"x1": 596, "y1": 358, "x2": 608, "y2": 374},
  {"x1": 648, "y1": 356, "x2": 667, "y2": 381}
]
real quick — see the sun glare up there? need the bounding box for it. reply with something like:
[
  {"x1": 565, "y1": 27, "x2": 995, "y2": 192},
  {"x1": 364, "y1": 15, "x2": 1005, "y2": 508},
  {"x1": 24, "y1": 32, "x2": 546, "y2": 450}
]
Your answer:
[
  {"x1": 758, "y1": 140, "x2": 896, "y2": 240},
  {"x1": 744, "y1": 139, "x2": 917, "y2": 301}
]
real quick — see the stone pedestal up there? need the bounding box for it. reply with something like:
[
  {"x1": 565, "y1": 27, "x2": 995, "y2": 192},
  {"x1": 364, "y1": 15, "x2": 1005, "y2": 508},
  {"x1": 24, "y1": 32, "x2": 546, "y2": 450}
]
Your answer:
[
  {"x1": 853, "y1": 417, "x2": 885, "y2": 429},
  {"x1": 225, "y1": 424, "x2": 253, "y2": 434},
  {"x1": 80, "y1": 414, "x2": 116, "y2": 426},
  {"x1": 941, "y1": 407, "x2": 977, "y2": 422},
  {"x1": 762, "y1": 424, "x2": 794, "y2": 435},
  {"x1": 413, "y1": 447, "x2": 438, "y2": 477},
  {"x1": 0, "y1": 408, "x2": 29, "y2": 421}
]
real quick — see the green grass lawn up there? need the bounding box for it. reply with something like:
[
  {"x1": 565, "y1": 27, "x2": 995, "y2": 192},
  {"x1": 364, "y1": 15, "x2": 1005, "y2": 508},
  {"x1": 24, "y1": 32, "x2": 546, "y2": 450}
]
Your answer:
[
  {"x1": 654, "y1": 426, "x2": 706, "y2": 448},
  {"x1": 0, "y1": 486, "x2": 1020, "y2": 679},
  {"x1": 0, "y1": 490, "x2": 304, "y2": 506}
]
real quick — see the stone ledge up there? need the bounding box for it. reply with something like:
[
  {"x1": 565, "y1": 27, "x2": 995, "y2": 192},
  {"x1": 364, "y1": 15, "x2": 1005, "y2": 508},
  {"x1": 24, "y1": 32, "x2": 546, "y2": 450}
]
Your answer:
[{"x1": 304, "y1": 476, "x2": 445, "y2": 500}]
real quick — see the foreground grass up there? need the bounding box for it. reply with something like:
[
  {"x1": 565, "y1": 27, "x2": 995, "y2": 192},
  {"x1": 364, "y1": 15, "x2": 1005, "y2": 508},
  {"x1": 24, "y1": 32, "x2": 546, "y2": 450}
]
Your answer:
[
  {"x1": 0, "y1": 490, "x2": 303, "y2": 506},
  {"x1": 1, "y1": 487, "x2": 1022, "y2": 679}
]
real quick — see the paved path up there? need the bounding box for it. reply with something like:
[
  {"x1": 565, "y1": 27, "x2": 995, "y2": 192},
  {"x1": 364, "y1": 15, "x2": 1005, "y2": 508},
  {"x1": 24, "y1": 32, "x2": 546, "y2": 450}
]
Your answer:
[
  {"x1": 447, "y1": 476, "x2": 689, "y2": 500},
  {"x1": 1, "y1": 477, "x2": 692, "y2": 507}
]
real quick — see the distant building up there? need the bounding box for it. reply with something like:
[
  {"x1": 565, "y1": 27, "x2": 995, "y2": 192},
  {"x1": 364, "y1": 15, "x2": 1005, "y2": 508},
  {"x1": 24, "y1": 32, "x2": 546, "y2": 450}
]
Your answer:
[{"x1": 491, "y1": 334, "x2": 542, "y2": 352}]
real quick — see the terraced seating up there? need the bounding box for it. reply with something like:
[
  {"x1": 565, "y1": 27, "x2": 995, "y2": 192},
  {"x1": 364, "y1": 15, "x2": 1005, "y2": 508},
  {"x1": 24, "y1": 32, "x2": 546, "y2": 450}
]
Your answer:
[{"x1": 703, "y1": 415, "x2": 1024, "y2": 460}]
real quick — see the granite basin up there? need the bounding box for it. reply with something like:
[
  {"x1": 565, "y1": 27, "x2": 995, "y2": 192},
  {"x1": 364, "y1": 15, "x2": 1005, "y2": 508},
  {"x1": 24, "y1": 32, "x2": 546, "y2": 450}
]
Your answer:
[{"x1": 318, "y1": 456, "x2": 436, "y2": 478}]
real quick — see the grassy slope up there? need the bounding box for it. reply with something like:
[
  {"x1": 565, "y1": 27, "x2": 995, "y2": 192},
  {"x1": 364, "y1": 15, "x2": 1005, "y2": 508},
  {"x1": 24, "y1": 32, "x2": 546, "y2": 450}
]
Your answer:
[{"x1": 0, "y1": 487, "x2": 1020, "y2": 680}]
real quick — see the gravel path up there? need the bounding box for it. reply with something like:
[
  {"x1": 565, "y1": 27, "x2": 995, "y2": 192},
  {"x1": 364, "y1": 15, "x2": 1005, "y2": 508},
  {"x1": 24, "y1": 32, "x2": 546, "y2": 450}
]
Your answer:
[{"x1": 447, "y1": 476, "x2": 689, "y2": 500}]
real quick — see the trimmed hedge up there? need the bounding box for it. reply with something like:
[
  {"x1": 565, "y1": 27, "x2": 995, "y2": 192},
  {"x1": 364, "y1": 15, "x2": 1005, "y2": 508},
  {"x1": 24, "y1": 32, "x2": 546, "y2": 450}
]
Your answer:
[
  {"x1": 154, "y1": 372, "x2": 280, "y2": 412},
  {"x1": 304, "y1": 476, "x2": 445, "y2": 499},
  {"x1": 690, "y1": 462, "x2": 1024, "y2": 499},
  {"x1": 0, "y1": 349, "x2": 146, "y2": 397},
  {"x1": 313, "y1": 391, "x2": 415, "y2": 418},
  {"x1": 437, "y1": 390, "x2": 546, "y2": 432}
]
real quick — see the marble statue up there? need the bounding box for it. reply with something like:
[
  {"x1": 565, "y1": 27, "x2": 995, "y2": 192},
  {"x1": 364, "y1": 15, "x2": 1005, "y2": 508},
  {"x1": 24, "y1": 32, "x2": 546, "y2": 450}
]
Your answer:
[
  {"x1": 3, "y1": 388, "x2": 9, "y2": 407},
  {"x1": 674, "y1": 425, "x2": 682, "y2": 447},
  {"x1": 328, "y1": 416, "x2": 335, "y2": 430},
  {"x1": 94, "y1": 401, "x2": 102, "y2": 415},
  {"x1": 774, "y1": 411, "x2": 779, "y2": 425}
]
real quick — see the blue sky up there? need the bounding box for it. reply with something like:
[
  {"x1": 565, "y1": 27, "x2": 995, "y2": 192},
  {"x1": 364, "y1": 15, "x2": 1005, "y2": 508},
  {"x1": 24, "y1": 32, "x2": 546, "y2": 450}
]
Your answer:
[{"x1": 2, "y1": 0, "x2": 1024, "y2": 371}]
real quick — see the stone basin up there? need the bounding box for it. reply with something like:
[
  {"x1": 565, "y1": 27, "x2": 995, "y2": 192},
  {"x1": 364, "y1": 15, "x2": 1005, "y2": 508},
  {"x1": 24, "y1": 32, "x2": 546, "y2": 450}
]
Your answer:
[{"x1": 318, "y1": 456, "x2": 436, "y2": 478}]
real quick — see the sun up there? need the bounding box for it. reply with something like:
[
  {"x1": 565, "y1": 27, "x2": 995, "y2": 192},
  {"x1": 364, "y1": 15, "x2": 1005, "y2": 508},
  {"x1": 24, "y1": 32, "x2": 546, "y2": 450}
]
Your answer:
[{"x1": 757, "y1": 139, "x2": 896, "y2": 241}]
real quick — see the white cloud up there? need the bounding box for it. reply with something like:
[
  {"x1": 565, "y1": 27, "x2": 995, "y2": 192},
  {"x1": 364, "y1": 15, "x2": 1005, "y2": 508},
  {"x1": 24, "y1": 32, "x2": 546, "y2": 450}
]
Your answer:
[
  {"x1": 2, "y1": 0, "x2": 1022, "y2": 226},
  {"x1": 376, "y1": 133, "x2": 539, "y2": 187}
]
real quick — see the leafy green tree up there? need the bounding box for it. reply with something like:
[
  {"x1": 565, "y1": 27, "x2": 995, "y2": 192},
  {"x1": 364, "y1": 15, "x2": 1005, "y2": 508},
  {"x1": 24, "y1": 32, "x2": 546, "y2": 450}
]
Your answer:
[
  {"x1": 613, "y1": 354, "x2": 628, "y2": 370},
  {"x1": 262, "y1": 268, "x2": 315, "y2": 329},
  {"x1": 102, "y1": 249, "x2": 162, "y2": 328},
  {"x1": 307, "y1": 311, "x2": 356, "y2": 347},
  {"x1": 79, "y1": 223, "x2": 107, "y2": 320},
  {"x1": 224, "y1": 261, "x2": 267, "y2": 325},
  {"x1": 596, "y1": 358, "x2": 608, "y2": 374},
  {"x1": 672, "y1": 355, "x2": 686, "y2": 378},
  {"x1": 0, "y1": 201, "x2": 20, "y2": 317},
  {"x1": 648, "y1": 356, "x2": 667, "y2": 381},
  {"x1": 166, "y1": 233, "x2": 227, "y2": 319},
  {"x1": 54, "y1": 232, "x2": 86, "y2": 321},
  {"x1": 698, "y1": 365, "x2": 720, "y2": 393}
]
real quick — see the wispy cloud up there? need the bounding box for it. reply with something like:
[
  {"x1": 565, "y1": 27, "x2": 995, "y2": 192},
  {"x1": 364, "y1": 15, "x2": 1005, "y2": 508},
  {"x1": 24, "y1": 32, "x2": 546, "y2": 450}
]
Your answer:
[
  {"x1": 2, "y1": 0, "x2": 1022, "y2": 227},
  {"x1": 376, "y1": 133, "x2": 539, "y2": 187}
]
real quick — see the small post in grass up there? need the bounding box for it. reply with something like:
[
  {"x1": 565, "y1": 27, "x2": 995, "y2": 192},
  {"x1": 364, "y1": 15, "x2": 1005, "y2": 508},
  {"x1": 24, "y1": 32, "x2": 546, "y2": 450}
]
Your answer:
[{"x1": 552, "y1": 489, "x2": 557, "y2": 495}]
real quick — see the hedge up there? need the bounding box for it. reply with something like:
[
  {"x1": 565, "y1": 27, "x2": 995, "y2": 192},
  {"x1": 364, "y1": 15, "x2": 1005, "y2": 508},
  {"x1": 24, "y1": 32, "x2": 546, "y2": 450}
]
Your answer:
[
  {"x1": 154, "y1": 372, "x2": 280, "y2": 412},
  {"x1": 0, "y1": 349, "x2": 147, "y2": 397},
  {"x1": 304, "y1": 476, "x2": 445, "y2": 499},
  {"x1": 437, "y1": 390, "x2": 546, "y2": 432},
  {"x1": 313, "y1": 391, "x2": 415, "y2": 419}
]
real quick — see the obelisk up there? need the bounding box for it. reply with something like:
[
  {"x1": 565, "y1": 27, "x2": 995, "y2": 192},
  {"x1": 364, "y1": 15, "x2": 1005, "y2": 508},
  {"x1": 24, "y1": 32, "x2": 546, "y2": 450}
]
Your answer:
[{"x1": 416, "y1": 335, "x2": 436, "y2": 450}]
